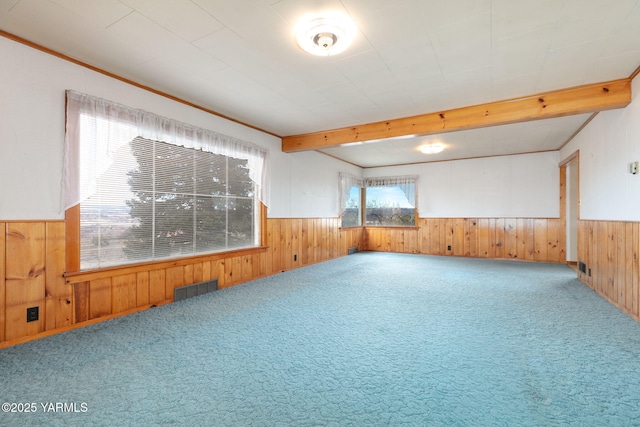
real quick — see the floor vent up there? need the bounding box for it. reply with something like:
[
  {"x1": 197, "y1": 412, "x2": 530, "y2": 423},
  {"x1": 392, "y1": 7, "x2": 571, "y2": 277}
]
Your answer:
[
  {"x1": 348, "y1": 246, "x2": 359, "y2": 255},
  {"x1": 174, "y1": 279, "x2": 218, "y2": 302}
]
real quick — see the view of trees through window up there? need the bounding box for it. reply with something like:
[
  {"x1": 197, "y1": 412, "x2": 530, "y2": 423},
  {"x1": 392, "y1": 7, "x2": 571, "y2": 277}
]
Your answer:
[
  {"x1": 341, "y1": 185, "x2": 361, "y2": 227},
  {"x1": 365, "y1": 185, "x2": 415, "y2": 226},
  {"x1": 340, "y1": 180, "x2": 416, "y2": 227},
  {"x1": 80, "y1": 137, "x2": 257, "y2": 270}
]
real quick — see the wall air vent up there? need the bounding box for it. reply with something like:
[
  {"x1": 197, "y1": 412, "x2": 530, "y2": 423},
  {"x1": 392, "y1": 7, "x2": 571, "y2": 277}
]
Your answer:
[
  {"x1": 174, "y1": 279, "x2": 218, "y2": 302},
  {"x1": 578, "y1": 261, "x2": 587, "y2": 274},
  {"x1": 348, "y1": 247, "x2": 359, "y2": 255}
]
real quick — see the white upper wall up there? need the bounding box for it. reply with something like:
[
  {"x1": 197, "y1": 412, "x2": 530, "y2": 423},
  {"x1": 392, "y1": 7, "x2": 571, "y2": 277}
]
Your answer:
[
  {"x1": 268, "y1": 151, "x2": 361, "y2": 218},
  {"x1": 364, "y1": 151, "x2": 560, "y2": 218},
  {"x1": 560, "y1": 75, "x2": 640, "y2": 221},
  {"x1": 0, "y1": 36, "x2": 358, "y2": 220}
]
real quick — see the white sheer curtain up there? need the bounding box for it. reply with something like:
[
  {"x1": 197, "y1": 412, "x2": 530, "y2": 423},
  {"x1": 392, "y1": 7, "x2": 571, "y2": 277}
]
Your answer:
[
  {"x1": 364, "y1": 175, "x2": 417, "y2": 206},
  {"x1": 338, "y1": 172, "x2": 363, "y2": 211},
  {"x1": 62, "y1": 90, "x2": 269, "y2": 212}
]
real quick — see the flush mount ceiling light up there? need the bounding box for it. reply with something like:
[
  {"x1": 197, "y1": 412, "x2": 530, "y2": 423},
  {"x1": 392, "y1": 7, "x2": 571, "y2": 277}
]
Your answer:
[
  {"x1": 295, "y1": 13, "x2": 356, "y2": 56},
  {"x1": 419, "y1": 142, "x2": 445, "y2": 154}
]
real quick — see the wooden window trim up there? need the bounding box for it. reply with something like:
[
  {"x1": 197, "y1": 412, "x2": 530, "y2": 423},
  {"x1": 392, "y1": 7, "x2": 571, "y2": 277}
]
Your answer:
[{"x1": 364, "y1": 225, "x2": 419, "y2": 230}]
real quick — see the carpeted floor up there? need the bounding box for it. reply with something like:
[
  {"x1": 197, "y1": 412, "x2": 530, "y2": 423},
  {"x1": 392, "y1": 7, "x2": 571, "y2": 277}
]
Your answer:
[{"x1": 1, "y1": 252, "x2": 640, "y2": 426}]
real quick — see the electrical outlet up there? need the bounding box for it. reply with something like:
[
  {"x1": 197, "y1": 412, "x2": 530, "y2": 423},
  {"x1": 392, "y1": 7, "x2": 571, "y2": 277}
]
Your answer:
[
  {"x1": 447, "y1": 245, "x2": 452, "y2": 251},
  {"x1": 631, "y1": 161, "x2": 639, "y2": 175},
  {"x1": 293, "y1": 254, "x2": 297, "y2": 261},
  {"x1": 26, "y1": 306, "x2": 39, "y2": 322}
]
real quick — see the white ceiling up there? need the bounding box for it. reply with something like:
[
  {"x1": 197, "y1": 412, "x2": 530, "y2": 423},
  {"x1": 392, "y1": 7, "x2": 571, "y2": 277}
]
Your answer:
[{"x1": 2, "y1": 0, "x2": 640, "y2": 167}]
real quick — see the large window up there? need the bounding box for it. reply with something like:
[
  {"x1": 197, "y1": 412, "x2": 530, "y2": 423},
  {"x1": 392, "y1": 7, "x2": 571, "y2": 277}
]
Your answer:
[
  {"x1": 64, "y1": 91, "x2": 268, "y2": 270},
  {"x1": 339, "y1": 174, "x2": 417, "y2": 227}
]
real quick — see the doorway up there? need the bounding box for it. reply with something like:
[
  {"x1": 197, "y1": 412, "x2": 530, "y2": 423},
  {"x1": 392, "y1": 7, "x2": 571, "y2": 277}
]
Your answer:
[{"x1": 561, "y1": 152, "x2": 579, "y2": 264}]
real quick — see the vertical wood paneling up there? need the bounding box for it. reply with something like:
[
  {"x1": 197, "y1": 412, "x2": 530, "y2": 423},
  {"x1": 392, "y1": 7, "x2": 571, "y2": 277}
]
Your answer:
[
  {"x1": 270, "y1": 219, "x2": 281, "y2": 273},
  {"x1": 406, "y1": 228, "x2": 418, "y2": 253},
  {"x1": 5, "y1": 223, "x2": 46, "y2": 341},
  {"x1": 607, "y1": 222, "x2": 616, "y2": 300},
  {"x1": 112, "y1": 274, "x2": 137, "y2": 314},
  {"x1": 445, "y1": 219, "x2": 453, "y2": 255},
  {"x1": 45, "y1": 222, "x2": 70, "y2": 330},
  {"x1": 453, "y1": 219, "x2": 465, "y2": 256},
  {"x1": 524, "y1": 218, "x2": 535, "y2": 261},
  {"x1": 313, "y1": 218, "x2": 322, "y2": 263},
  {"x1": 559, "y1": 166, "x2": 567, "y2": 265},
  {"x1": 477, "y1": 219, "x2": 490, "y2": 257},
  {"x1": 265, "y1": 219, "x2": 275, "y2": 274},
  {"x1": 504, "y1": 219, "x2": 517, "y2": 259},
  {"x1": 633, "y1": 223, "x2": 639, "y2": 318},
  {"x1": 301, "y1": 219, "x2": 310, "y2": 265},
  {"x1": 429, "y1": 219, "x2": 439, "y2": 254},
  {"x1": 89, "y1": 278, "x2": 111, "y2": 319},
  {"x1": 183, "y1": 264, "x2": 194, "y2": 287},
  {"x1": 468, "y1": 219, "x2": 478, "y2": 257},
  {"x1": 137, "y1": 272, "x2": 150, "y2": 307},
  {"x1": 597, "y1": 221, "x2": 607, "y2": 295},
  {"x1": 210, "y1": 260, "x2": 223, "y2": 288},
  {"x1": 149, "y1": 270, "x2": 166, "y2": 305},
  {"x1": 516, "y1": 218, "x2": 525, "y2": 260},
  {"x1": 0, "y1": 223, "x2": 5, "y2": 342},
  {"x1": 231, "y1": 256, "x2": 243, "y2": 286},
  {"x1": 487, "y1": 218, "x2": 496, "y2": 258},
  {"x1": 283, "y1": 219, "x2": 292, "y2": 270},
  {"x1": 547, "y1": 219, "x2": 560, "y2": 263},
  {"x1": 463, "y1": 219, "x2": 471, "y2": 257},
  {"x1": 625, "y1": 223, "x2": 634, "y2": 314},
  {"x1": 533, "y1": 219, "x2": 548, "y2": 261},
  {"x1": 494, "y1": 218, "x2": 505, "y2": 259},
  {"x1": 363, "y1": 217, "x2": 566, "y2": 264},
  {"x1": 74, "y1": 281, "x2": 89, "y2": 324},
  {"x1": 193, "y1": 262, "x2": 203, "y2": 284},
  {"x1": 65, "y1": 206, "x2": 80, "y2": 273},
  {"x1": 577, "y1": 219, "x2": 640, "y2": 322},
  {"x1": 242, "y1": 255, "x2": 252, "y2": 281},
  {"x1": 617, "y1": 222, "x2": 626, "y2": 307},
  {"x1": 166, "y1": 266, "x2": 183, "y2": 300},
  {"x1": 202, "y1": 261, "x2": 211, "y2": 282},
  {"x1": 291, "y1": 218, "x2": 300, "y2": 268}
]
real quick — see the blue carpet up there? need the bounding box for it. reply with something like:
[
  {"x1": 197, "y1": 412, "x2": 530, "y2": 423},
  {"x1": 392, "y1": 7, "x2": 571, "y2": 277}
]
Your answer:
[{"x1": 1, "y1": 252, "x2": 640, "y2": 426}]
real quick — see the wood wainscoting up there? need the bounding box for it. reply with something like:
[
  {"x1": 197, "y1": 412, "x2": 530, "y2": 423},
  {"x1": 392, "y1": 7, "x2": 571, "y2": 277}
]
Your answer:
[
  {"x1": 0, "y1": 219, "x2": 364, "y2": 347},
  {"x1": 578, "y1": 220, "x2": 640, "y2": 321},
  {"x1": 365, "y1": 217, "x2": 566, "y2": 263}
]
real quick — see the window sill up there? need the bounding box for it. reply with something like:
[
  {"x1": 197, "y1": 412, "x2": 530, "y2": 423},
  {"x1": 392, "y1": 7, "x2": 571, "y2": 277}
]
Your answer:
[
  {"x1": 364, "y1": 225, "x2": 419, "y2": 230},
  {"x1": 65, "y1": 246, "x2": 268, "y2": 284}
]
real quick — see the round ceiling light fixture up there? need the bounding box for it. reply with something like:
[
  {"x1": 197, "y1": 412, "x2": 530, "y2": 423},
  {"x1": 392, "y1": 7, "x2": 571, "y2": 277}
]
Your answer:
[
  {"x1": 419, "y1": 142, "x2": 445, "y2": 154},
  {"x1": 295, "y1": 13, "x2": 356, "y2": 56}
]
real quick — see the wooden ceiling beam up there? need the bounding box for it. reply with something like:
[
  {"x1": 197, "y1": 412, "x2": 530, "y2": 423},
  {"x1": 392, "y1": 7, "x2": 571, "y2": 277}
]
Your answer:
[{"x1": 282, "y1": 78, "x2": 631, "y2": 153}]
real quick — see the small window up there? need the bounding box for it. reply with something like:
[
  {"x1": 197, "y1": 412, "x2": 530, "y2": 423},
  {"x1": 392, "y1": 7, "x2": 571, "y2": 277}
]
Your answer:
[
  {"x1": 339, "y1": 173, "x2": 363, "y2": 227},
  {"x1": 342, "y1": 185, "x2": 362, "y2": 227},
  {"x1": 339, "y1": 173, "x2": 417, "y2": 227}
]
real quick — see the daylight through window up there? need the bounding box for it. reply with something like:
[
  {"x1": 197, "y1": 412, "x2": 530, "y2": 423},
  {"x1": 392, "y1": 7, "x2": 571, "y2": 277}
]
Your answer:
[
  {"x1": 63, "y1": 91, "x2": 268, "y2": 270},
  {"x1": 339, "y1": 174, "x2": 417, "y2": 227},
  {"x1": 339, "y1": 173, "x2": 362, "y2": 227},
  {"x1": 364, "y1": 176, "x2": 416, "y2": 226}
]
